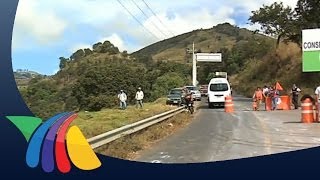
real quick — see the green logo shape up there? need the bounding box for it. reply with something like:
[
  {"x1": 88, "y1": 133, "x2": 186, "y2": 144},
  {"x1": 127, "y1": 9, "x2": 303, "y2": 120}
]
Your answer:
[{"x1": 6, "y1": 116, "x2": 42, "y2": 142}]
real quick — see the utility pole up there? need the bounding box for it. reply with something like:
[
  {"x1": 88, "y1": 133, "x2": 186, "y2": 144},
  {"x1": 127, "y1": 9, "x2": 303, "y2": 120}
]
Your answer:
[{"x1": 192, "y1": 42, "x2": 197, "y2": 86}]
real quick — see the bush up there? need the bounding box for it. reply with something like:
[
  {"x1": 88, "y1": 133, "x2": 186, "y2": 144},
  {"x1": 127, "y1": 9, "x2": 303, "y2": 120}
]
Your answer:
[{"x1": 151, "y1": 72, "x2": 187, "y2": 100}]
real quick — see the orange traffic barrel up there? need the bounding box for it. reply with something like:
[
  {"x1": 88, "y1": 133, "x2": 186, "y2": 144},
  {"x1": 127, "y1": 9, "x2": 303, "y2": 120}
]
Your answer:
[
  {"x1": 265, "y1": 97, "x2": 272, "y2": 111},
  {"x1": 225, "y1": 96, "x2": 234, "y2": 113},
  {"x1": 277, "y1": 96, "x2": 291, "y2": 110},
  {"x1": 301, "y1": 98, "x2": 314, "y2": 123}
]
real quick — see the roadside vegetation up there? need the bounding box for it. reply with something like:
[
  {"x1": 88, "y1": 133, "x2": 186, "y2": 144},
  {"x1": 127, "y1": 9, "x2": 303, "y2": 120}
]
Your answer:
[
  {"x1": 71, "y1": 98, "x2": 176, "y2": 138},
  {"x1": 95, "y1": 112, "x2": 193, "y2": 160}
]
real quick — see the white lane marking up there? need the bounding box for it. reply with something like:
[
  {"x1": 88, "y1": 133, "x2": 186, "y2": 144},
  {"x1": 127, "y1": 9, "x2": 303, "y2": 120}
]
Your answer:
[
  {"x1": 151, "y1": 160, "x2": 161, "y2": 163},
  {"x1": 160, "y1": 155, "x2": 171, "y2": 159}
]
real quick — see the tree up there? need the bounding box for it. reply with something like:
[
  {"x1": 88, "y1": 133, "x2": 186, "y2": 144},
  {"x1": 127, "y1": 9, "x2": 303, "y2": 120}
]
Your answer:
[
  {"x1": 291, "y1": 0, "x2": 320, "y2": 46},
  {"x1": 92, "y1": 42, "x2": 103, "y2": 52},
  {"x1": 84, "y1": 48, "x2": 93, "y2": 56},
  {"x1": 122, "y1": 50, "x2": 129, "y2": 57},
  {"x1": 295, "y1": 0, "x2": 320, "y2": 28},
  {"x1": 151, "y1": 72, "x2": 186, "y2": 100},
  {"x1": 70, "y1": 49, "x2": 85, "y2": 60},
  {"x1": 249, "y1": 2, "x2": 294, "y2": 47},
  {"x1": 59, "y1": 57, "x2": 68, "y2": 69}
]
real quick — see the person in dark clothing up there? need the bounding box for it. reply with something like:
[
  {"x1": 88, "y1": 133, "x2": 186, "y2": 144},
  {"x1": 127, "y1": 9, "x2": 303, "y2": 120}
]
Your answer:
[{"x1": 291, "y1": 84, "x2": 301, "y2": 109}]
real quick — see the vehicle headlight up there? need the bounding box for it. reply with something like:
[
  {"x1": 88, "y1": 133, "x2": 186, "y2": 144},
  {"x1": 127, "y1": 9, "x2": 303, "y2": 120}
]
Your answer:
[{"x1": 167, "y1": 98, "x2": 171, "y2": 100}]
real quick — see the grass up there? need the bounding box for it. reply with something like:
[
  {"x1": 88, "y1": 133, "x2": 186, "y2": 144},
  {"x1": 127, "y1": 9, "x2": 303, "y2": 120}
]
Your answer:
[
  {"x1": 71, "y1": 98, "x2": 177, "y2": 138},
  {"x1": 95, "y1": 112, "x2": 193, "y2": 160}
]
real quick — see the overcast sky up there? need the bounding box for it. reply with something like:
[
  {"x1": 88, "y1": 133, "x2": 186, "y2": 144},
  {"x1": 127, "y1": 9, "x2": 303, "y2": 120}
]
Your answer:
[{"x1": 12, "y1": 0, "x2": 298, "y2": 75}]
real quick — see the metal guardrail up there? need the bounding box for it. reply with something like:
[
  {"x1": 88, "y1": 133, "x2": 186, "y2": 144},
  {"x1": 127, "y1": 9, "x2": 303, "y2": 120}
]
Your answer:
[{"x1": 88, "y1": 106, "x2": 185, "y2": 149}]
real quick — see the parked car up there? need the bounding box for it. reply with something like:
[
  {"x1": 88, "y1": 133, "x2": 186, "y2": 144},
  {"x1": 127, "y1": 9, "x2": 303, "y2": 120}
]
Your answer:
[
  {"x1": 184, "y1": 86, "x2": 201, "y2": 101},
  {"x1": 199, "y1": 84, "x2": 208, "y2": 96},
  {"x1": 166, "y1": 88, "x2": 184, "y2": 105}
]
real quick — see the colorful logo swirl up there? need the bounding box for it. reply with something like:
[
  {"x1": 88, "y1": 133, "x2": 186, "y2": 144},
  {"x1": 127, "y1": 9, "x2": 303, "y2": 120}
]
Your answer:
[{"x1": 6, "y1": 112, "x2": 101, "y2": 173}]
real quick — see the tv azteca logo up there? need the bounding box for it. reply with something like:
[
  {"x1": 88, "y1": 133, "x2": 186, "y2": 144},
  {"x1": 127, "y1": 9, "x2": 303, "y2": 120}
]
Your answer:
[{"x1": 6, "y1": 112, "x2": 101, "y2": 173}]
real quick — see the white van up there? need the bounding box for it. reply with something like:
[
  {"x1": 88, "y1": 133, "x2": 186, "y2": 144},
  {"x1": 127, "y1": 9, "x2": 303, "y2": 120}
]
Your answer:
[{"x1": 207, "y1": 78, "x2": 231, "y2": 108}]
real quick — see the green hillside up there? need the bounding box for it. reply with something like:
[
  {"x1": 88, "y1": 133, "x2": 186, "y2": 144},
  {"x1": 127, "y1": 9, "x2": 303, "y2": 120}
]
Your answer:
[
  {"x1": 133, "y1": 23, "x2": 272, "y2": 63},
  {"x1": 133, "y1": 23, "x2": 276, "y2": 85}
]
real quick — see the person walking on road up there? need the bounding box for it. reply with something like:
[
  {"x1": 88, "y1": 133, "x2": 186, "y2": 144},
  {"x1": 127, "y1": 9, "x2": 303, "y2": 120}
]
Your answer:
[
  {"x1": 262, "y1": 85, "x2": 269, "y2": 106},
  {"x1": 135, "y1": 87, "x2": 144, "y2": 108},
  {"x1": 314, "y1": 85, "x2": 320, "y2": 110},
  {"x1": 290, "y1": 84, "x2": 301, "y2": 109},
  {"x1": 118, "y1": 90, "x2": 127, "y2": 110},
  {"x1": 263, "y1": 85, "x2": 269, "y2": 98},
  {"x1": 270, "y1": 86, "x2": 280, "y2": 111},
  {"x1": 252, "y1": 87, "x2": 264, "y2": 111}
]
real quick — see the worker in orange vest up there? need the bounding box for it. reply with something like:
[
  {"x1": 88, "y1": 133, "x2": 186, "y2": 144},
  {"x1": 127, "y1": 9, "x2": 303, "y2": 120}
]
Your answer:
[{"x1": 252, "y1": 87, "x2": 265, "y2": 111}]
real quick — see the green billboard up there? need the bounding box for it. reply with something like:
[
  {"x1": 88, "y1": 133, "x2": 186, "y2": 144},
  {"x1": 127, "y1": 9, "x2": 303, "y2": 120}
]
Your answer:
[{"x1": 302, "y1": 29, "x2": 320, "y2": 72}]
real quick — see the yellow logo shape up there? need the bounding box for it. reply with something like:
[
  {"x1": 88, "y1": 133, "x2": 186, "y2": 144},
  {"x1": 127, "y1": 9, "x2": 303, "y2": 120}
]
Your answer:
[{"x1": 66, "y1": 126, "x2": 102, "y2": 170}]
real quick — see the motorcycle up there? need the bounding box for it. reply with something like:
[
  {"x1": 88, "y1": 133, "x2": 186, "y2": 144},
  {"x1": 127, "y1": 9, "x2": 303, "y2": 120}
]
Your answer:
[
  {"x1": 184, "y1": 94, "x2": 194, "y2": 114},
  {"x1": 187, "y1": 102, "x2": 194, "y2": 114}
]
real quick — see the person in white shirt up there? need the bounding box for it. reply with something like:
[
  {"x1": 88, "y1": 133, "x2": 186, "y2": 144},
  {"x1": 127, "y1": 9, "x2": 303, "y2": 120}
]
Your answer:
[
  {"x1": 262, "y1": 85, "x2": 269, "y2": 97},
  {"x1": 135, "y1": 87, "x2": 144, "y2": 108},
  {"x1": 315, "y1": 85, "x2": 320, "y2": 110},
  {"x1": 118, "y1": 90, "x2": 127, "y2": 110}
]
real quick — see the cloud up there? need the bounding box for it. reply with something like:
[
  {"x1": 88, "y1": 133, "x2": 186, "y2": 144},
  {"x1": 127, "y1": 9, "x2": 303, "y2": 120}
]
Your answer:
[
  {"x1": 138, "y1": 4, "x2": 236, "y2": 50},
  {"x1": 13, "y1": 0, "x2": 67, "y2": 49},
  {"x1": 13, "y1": 0, "x2": 300, "y2": 54}
]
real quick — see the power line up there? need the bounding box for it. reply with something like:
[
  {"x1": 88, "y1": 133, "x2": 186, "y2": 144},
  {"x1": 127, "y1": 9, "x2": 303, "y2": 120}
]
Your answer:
[
  {"x1": 116, "y1": 0, "x2": 161, "y2": 40},
  {"x1": 130, "y1": 0, "x2": 169, "y2": 39},
  {"x1": 141, "y1": 0, "x2": 175, "y2": 37}
]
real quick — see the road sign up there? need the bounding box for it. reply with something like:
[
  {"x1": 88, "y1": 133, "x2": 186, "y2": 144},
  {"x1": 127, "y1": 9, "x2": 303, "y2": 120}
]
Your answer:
[
  {"x1": 196, "y1": 53, "x2": 222, "y2": 62},
  {"x1": 302, "y1": 29, "x2": 320, "y2": 72}
]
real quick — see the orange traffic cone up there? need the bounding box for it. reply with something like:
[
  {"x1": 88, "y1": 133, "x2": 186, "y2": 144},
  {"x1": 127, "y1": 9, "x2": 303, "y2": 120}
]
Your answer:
[
  {"x1": 225, "y1": 96, "x2": 234, "y2": 113},
  {"x1": 301, "y1": 98, "x2": 314, "y2": 123}
]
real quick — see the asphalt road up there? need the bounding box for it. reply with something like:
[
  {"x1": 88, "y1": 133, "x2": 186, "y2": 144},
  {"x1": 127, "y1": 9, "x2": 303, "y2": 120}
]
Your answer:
[{"x1": 135, "y1": 95, "x2": 320, "y2": 163}]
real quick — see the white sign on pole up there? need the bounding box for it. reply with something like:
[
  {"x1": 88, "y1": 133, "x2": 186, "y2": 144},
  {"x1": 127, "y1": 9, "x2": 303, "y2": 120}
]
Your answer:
[{"x1": 196, "y1": 53, "x2": 222, "y2": 62}]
